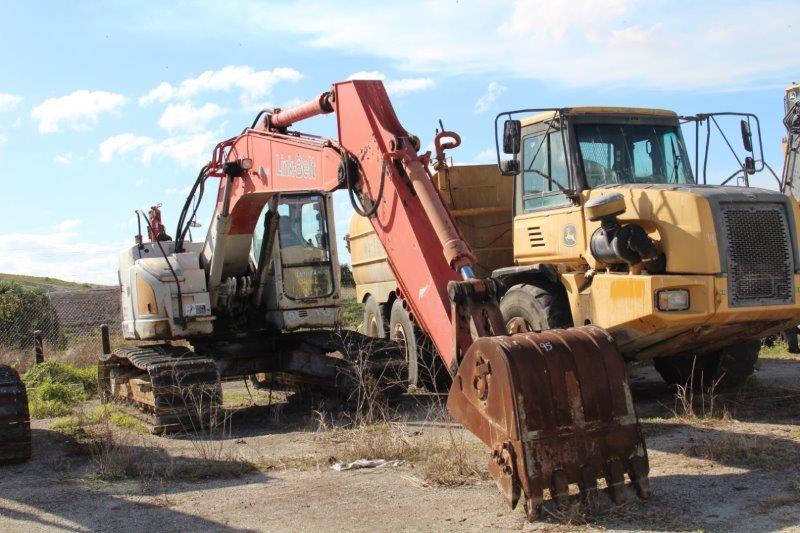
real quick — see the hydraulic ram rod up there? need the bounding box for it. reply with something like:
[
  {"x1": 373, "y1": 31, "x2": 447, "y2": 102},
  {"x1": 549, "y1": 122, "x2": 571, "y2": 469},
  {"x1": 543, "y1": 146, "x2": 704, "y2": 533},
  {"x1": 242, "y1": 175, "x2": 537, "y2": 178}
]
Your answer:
[{"x1": 268, "y1": 92, "x2": 334, "y2": 129}]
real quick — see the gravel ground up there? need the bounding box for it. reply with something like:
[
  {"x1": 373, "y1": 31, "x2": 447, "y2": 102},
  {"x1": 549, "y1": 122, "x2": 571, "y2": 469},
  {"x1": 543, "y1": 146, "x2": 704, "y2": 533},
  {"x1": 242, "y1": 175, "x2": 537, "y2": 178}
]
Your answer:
[{"x1": 1, "y1": 353, "x2": 799, "y2": 532}]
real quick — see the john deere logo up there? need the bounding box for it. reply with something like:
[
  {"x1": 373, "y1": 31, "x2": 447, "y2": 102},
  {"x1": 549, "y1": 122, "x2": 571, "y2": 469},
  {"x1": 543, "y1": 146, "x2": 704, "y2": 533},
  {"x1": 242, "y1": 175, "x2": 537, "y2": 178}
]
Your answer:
[{"x1": 563, "y1": 224, "x2": 577, "y2": 247}]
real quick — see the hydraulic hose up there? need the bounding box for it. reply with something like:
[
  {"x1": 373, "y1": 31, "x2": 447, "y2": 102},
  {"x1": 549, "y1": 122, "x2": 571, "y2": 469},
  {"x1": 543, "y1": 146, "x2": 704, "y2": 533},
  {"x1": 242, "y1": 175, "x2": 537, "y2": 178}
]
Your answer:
[
  {"x1": 344, "y1": 153, "x2": 385, "y2": 219},
  {"x1": 174, "y1": 165, "x2": 208, "y2": 253}
]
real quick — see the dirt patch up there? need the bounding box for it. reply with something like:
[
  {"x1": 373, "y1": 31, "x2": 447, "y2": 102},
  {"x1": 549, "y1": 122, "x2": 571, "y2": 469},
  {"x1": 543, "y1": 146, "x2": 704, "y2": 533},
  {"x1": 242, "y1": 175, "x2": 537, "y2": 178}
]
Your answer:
[{"x1": 1, "y1": 357, "x2": 800, "y2": 531}]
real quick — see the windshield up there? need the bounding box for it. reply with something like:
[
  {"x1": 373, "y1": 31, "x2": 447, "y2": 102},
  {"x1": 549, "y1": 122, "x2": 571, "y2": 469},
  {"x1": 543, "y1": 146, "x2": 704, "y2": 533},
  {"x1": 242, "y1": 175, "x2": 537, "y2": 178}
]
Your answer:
[
  {"x1": 575, "y1": 124, "x2": 694, "y2": 187},
  {"x1": 252, "y1": 194, "x2": 334, "y2": 300}
]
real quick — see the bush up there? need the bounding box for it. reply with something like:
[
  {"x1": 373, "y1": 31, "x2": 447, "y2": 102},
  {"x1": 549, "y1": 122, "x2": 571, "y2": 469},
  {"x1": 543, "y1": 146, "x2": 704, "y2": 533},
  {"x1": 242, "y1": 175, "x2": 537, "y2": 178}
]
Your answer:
[
  {"x1": 22, "y1": 360, "x2": 98, "y2": 396},
  {"x1": 0, "y1": 281, "x2": 62, "y2": 349},
  {"x1": 23, "y1": 361, "x2": 98, "y2": 419}
]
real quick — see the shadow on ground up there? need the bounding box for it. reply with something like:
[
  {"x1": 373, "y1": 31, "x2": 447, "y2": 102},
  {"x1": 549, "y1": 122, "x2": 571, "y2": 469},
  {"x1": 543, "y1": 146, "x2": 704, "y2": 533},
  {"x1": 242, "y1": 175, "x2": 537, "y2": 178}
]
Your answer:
[{"x1": 0, "y1": 428, "x2": 270, "y2": 532}]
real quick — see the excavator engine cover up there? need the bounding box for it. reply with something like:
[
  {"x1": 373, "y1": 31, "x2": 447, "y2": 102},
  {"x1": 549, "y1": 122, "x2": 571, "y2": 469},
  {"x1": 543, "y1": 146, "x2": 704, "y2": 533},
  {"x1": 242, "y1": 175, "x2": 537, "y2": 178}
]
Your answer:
[{"x1": 447, "y1": 325, "x2": 649, "y2": 519}]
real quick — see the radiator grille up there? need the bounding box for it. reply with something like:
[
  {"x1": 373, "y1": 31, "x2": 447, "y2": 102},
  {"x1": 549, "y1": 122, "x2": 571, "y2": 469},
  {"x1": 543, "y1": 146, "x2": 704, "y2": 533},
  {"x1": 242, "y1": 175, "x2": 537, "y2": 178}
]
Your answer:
[
  {"x1": 528, "y1": 226, "x2": 545, "y2": 248},
  {"x1": 721, "y1": 203, "x2": 795, "y2": 307}
]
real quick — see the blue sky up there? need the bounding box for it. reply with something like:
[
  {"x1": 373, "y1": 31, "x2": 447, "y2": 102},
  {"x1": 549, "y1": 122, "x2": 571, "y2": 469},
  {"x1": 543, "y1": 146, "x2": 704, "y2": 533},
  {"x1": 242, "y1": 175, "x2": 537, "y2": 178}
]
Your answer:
[{"x1": 0, "y1": 0, "x2": 797, "y2": 284}]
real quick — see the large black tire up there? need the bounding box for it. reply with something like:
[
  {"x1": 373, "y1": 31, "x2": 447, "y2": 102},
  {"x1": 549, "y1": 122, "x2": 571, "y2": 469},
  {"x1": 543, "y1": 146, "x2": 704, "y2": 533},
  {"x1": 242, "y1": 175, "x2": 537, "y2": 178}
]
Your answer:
[
  {"x1": 389, "y1": 299, "x2": 420, "y2": 389},
  {"x1": 363, "y1": 295, "x2": 386, "y2": 338},
  {"x1": 653, "y1": 340, "x2": 761, "y2": 390},
  {"x1": 498, "y1": 281, "x2": 573, "y2": 331},
  {"x1": 0, "y1": 365, "x2": 31, "y2": 464}
]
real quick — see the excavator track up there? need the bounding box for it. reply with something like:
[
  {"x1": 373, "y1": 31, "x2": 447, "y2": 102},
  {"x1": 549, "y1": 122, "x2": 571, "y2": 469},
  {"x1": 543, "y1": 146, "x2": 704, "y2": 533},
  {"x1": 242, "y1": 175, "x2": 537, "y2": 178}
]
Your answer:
[
  {"x1": 99, "y1": 345, "x2": 222, "y2": 434},
  {"x1": 0, "y1": 365, "x2": 31, "y2": 464}
]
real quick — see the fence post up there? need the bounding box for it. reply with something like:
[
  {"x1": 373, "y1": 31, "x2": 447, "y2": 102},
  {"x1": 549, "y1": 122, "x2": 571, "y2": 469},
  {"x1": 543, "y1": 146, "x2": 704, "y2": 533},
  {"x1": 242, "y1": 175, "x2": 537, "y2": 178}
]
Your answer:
[
  {"x1": 100, "y1": 324, "x2": 111, "y2": 355},
  {"x1": 33, "y1": 330, "x2": 44, "y2": 365}
]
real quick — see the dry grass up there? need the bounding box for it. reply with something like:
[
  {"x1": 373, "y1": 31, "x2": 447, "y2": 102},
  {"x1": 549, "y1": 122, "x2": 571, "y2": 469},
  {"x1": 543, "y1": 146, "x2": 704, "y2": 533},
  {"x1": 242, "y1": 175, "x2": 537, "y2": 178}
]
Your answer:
[
  {"x1": 680, "y1": 431, "x2": 798, "y2": 470},
  {"x1": 54, "y1": 407, "x2": 256, "y2": 491},
  {"x1": 318, "y1": 421, "x2": 489, "y2": 487},
  {"x1": 758, "y1": 340, "x2": 800, "y2": 361}
]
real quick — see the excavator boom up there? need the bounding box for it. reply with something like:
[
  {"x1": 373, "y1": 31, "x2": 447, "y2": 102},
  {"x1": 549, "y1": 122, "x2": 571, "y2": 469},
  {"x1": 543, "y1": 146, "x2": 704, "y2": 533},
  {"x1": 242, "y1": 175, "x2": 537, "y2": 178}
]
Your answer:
[{"x1": 195, "y1": 80, "x2": 649, "y2": 518}]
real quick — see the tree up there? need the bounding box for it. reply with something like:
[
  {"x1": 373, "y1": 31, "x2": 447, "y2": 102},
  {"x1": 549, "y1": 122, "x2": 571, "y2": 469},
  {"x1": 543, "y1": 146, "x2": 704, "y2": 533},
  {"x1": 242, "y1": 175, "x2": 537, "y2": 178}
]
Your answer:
[
  {"x1": 340, "y1": 264, "x2": 355, "y2": 287},
  {"x1": 0, "y1": 281, "x2": 62, "y2": 349}
]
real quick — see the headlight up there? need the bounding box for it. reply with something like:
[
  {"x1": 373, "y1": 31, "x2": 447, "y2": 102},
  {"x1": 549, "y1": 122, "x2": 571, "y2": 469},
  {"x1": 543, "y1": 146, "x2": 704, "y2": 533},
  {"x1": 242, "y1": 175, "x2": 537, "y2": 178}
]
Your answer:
[{"x1": 656, "y1": 289, "x2": 690, "y2": 311}]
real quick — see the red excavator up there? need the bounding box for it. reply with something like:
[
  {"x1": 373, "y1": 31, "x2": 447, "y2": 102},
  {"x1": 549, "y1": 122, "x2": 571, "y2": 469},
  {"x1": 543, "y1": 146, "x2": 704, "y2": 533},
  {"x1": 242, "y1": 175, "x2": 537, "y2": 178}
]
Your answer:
[{"x1": 102, "y1": 80, "x2": 648, "y2": 518}]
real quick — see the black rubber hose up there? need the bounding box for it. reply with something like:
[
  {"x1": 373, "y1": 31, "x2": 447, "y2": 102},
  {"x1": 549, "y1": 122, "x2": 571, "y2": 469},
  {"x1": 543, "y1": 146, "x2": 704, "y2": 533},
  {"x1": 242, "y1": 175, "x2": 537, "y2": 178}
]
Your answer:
[
  {"x1": 345, "y1": 154, "x2": 385, "y2": 218},
  {"x1": 137, "y1": 210, "x2": 186, "y2": 327},
  {"x1": 174, "y1": 165, "x2": 208, "y2": 253}
]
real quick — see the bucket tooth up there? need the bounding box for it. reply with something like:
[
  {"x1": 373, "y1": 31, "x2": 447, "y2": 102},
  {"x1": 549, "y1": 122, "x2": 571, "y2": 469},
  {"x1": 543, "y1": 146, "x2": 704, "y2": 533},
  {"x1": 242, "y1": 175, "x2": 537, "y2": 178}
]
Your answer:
[
  {"x1": 579, "y1": 465, "x2": 599, "y2": 508},
  {"x1": 629, "y1": 455, "x2": 651, "y2": 499},
  {"x1": 446, "y1": 325, "x2": 649, "y2": 520},
  {"x1": 551, "y1": 469, "x2": 570, "y2": 509},
  {"x1": 523, "y1": 495, "x2": 543, "y2": 521},
  {"x1": 606, "y1": 459, "x2": 628, "y2": 504}
]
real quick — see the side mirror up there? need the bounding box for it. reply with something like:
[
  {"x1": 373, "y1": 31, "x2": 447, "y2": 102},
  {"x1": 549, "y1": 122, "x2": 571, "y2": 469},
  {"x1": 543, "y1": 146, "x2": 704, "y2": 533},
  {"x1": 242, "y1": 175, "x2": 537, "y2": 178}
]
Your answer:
[
  {"x1": 500, "y1": 159, "x2": 520, "y2": 176},
  {"x1": 740, "y1": 119, "x2": 753, "y2": 152},
  {"x1": 744, "y1": 156, "x2": 756, "y2": 175},
  {"x1": 503, "y1": 119, "x2": 521, "y2": 155}
]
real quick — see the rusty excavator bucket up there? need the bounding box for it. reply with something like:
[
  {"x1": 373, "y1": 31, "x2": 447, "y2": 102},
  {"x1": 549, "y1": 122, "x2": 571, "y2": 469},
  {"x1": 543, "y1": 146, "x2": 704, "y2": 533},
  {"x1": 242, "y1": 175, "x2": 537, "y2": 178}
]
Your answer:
[{"x1": 446, "y1": 283, "x2": 649, "y2": 520}]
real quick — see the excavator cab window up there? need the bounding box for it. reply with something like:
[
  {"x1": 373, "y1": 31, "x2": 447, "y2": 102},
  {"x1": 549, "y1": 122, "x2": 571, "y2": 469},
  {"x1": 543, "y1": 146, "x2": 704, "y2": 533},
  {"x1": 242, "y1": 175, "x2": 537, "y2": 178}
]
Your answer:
[{"x1": 275, "y1": 193, "x2": 334, "y2": 300}]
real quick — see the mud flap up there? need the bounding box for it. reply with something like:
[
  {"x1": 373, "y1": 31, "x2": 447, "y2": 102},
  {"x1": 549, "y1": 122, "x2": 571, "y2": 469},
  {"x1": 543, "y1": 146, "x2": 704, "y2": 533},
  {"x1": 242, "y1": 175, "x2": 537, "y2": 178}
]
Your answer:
[{"x1": 446, "y1": 325, "x2": 649, "y2": 519}]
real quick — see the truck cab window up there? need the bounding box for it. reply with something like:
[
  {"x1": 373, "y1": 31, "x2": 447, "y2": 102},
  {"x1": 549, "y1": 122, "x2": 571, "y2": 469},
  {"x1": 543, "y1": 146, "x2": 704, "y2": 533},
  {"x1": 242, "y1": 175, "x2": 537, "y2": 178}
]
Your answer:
[
  {"x1": 522, "y1": 130, "x2": 571, "y2": 212},
  {"x1": 576, "y1": 124, "x2": 693, "y2": 187}
]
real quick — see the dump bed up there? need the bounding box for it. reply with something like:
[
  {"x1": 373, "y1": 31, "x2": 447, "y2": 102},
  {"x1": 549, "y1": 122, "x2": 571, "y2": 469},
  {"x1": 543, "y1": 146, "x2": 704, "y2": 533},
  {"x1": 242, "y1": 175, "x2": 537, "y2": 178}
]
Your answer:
[{"x1": 348, "y1": 164, "x2": 513, "y2": 303}]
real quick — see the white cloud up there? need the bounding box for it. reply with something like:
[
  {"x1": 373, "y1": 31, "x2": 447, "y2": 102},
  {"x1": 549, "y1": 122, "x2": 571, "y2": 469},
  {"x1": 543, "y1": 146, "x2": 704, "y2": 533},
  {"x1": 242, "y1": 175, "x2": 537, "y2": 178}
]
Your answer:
[
  {"x1": 141, "y1": 131, "x2": 216, "y2": 168},
  {"x1": 473, "y1": 148, "x2": 496, "y2": 163},
  {"x1": 164, "y1": 185, "x2": 193, "y2": 195},
  {"x1": 140, "y1": 65, "x2": 302, "y2": 108},
  {"x1": 386, "y1": 78, "x2": 434, "y2": 96},
  {"x1": 98, "y1": 133, "x2": 154, "y2": 163},
  {"x1": 54, "y1": 218, "x2": 81, "y2": 232},
  {"x1": 474, "y1": 81, "x2": 507, "y2": 113},
  {"x1": 31, "y1": 90, "x2": 126, "y2": 133},
  {"x1": 158, "y1": 102, "x2": 224, "y2": 133},
  {"x1": 135, "y1": 179, "x2": 145, "y2": 187},
  {"x1": 265, "y1": 1, "x2": 800, "y2": 91},
  {"x1": 347, "y1": 71, "x2": 386, "y2": 81},
  {"x1": 0, "y1": 226, "x2": 119, "y2": 284},
  {"x1": 0, "y1": 134, "x2": 6, "y2": 145},
  {"x1": 54, "y1": 153, "x2": 74, "y2": 165},
  {"x1": 346, "y1": 71, "x2": 434, "y2": 96},
  {"x1": 0, "y1": 93, "x2": 22, "y2": 112}
]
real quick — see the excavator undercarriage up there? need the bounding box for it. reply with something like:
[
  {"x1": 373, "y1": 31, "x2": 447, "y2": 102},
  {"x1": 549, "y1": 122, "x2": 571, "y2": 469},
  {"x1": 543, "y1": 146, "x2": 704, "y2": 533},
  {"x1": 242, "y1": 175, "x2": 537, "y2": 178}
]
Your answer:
[{"x1": 98, "y1": 331, "x2": 407, "y2": 433}]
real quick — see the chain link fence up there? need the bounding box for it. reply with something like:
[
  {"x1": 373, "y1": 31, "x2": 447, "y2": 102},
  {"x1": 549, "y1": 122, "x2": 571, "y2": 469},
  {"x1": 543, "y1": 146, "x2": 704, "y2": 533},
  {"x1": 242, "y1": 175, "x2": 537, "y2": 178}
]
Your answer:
[
  {"x1": 1, "y1": 281, "x2": 360, "y2": 372},
  {"x1": 0, "y1": 283, "x2": 120, "y2": 372}
]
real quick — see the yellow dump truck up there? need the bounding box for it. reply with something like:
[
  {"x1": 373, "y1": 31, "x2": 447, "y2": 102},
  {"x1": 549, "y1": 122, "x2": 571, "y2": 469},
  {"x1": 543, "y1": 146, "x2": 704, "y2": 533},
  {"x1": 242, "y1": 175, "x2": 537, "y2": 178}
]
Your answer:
[{"x1": 350, "y1": 106, "x2": 800, "y2": 389}]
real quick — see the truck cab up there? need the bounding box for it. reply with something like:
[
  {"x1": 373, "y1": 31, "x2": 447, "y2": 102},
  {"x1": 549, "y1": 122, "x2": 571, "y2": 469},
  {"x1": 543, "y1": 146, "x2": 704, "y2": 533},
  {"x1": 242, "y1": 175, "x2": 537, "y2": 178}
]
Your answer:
[{"x1": 498, "y1": 106, "x2": 800, "y2": 386}]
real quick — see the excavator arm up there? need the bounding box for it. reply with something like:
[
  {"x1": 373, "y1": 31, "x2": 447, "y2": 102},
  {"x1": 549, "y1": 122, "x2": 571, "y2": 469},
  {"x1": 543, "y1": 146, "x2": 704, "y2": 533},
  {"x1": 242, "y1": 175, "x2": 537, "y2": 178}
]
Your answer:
[{"x1": 199, "y1": 80, "x2": 649, "y2": 518}]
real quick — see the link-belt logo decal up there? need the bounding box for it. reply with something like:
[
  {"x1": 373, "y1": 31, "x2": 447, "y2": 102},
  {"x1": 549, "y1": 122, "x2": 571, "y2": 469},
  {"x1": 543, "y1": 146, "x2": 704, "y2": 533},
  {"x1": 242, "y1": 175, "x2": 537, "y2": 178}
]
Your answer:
[
  {"x1": 276, "y1": 154, "x2": 317, "y2": 180},
  {"x1": 563, "y1": 224, "x2": 577, "y2": 247}
]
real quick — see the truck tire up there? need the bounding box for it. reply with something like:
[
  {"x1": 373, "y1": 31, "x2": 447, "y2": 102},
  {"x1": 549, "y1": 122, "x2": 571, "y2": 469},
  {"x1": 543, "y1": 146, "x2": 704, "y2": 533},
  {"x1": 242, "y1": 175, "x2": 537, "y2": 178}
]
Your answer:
[
  {"x1": 363, "y1": 295, "x2": 386, "y2": 338},
  {"x1": 499, "y1": 281, "x2": 573, "y2": 331},
  {"x1": 389, "y1": 299, "x2": 420, "y2": 388},
  {"x1": 653, "y1": 340, "x2": 760, "y2": 390}
]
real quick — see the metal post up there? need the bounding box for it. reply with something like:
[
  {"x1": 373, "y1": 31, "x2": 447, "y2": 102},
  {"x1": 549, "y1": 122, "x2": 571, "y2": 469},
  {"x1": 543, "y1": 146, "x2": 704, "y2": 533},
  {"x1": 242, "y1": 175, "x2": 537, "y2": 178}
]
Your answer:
[
  {"x1": 100, "y1": 324, "x2": 111, "y2": 355},
  {"x1": 33, "y1": 330, "x2": 44, "y2": 365}
]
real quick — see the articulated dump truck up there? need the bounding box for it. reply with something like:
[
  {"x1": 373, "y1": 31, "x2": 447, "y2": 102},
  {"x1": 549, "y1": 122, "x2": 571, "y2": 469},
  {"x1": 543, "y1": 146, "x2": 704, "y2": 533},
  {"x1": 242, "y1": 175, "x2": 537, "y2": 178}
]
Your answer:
[{"x1": 351, "y1": 106, "x2": 800, "y2": 390}]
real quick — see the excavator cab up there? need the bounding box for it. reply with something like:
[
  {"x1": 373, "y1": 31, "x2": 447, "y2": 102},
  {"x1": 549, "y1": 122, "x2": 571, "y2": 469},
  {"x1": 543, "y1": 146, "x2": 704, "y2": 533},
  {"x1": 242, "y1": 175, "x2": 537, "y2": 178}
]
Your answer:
[{"x1": 250, "y1": 191, "x2": 341, "y2": 331}]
